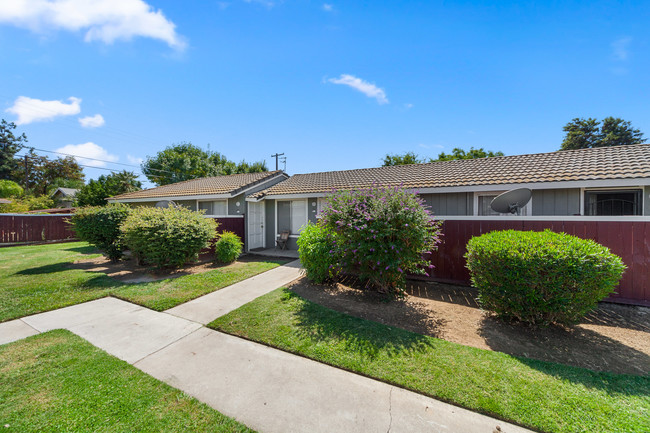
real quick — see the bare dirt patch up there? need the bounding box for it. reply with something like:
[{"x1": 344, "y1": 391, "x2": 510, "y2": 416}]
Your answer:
[
  {"x1": 70, "y1": 254, "x2": 254, "y2": 283},
  {"x1": 288, "y1": 276, "x2": 650, "y2": 376}
]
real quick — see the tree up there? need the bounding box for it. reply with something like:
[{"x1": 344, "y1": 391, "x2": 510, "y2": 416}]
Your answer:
[
  {"x1": 381, "y1": 147, "x2": 504, "y2": 167},
  {"x1": 11, "y1": 149, "x2": 85, "y2": 196},
  {"x1": 382, "y1": 152, "x2": 424, "y2": 166},
  {"x1": 560, "y1": 117, "x2": 645, "y2": 150},
  {"x1": 433, "y1": 147, "x2": 504, "y2": 161},
  {"x1": 142, "y1": 142, "x2": 268, "y2": 186},
  {"x1": 0, "y1": 180, "x2": 23, "y2": 198},
  {"x1": 76, "y1": 171, "x2": 142, "y2": 207},
  {"x1": 0, "y1": 119, "x2": 27, "y2": 180}
]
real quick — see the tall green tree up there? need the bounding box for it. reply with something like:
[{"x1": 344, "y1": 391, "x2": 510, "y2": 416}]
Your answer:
[
  {"x1": 433, "y1": 147, "x2": 504, "y2": 161},
  {"x1": 382, "y1": 152, "x2": 423, "y2": 166},
  {"x1": 0, "y1": 119, "x2": 27, "y2": 180},
  {"x1": 561, "y1": 117, "x2": 645, "y2": 150},
  {"x1": 381, "y1": 147, "x2": 504, "y2": 167},
  {"x1": 0, "y1": 180, "x2": 23, "y2": 198},
  {"x1": 76, "y1": 171, "x2": 142, "y2": 207},
  {"x1": 142, "y1": 142, "x2": 268, "y2": 186},
  {"x1": 12, "y1": 149, "x2": 85, "y2": 196}
]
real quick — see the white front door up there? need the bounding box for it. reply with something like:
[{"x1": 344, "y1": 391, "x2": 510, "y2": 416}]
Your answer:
[{"x1": 248, "y1": 201, "x2": 265, "y2": 250}]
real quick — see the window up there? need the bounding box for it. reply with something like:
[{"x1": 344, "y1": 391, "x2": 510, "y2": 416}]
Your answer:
[
  {"x1": 277, "y1": 200, "x2": 307, "y2": 234},
  {"x1": 198, "y1": 200, "x2": 227, "y2": 216},
  {"x1": 476, "y1": 192, "x2": 528, "y2": 216},
  {"x1": 585, "y1": 190, "x2": 642, "y2": 216},
  {"x1": 316, "y1": 198, "x2": 326, "y2": 218}
]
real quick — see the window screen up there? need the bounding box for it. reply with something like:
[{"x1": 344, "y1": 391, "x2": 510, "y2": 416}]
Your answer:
[
  {"x1": 198, "y1": 200, "x2": 227, "y2": 215},
  {"x1": 291, "y1": 200, "x2": 307, "y2": 233},
  {"x1": 585, "y1": 190, "x2": 641, "y2": 216}
]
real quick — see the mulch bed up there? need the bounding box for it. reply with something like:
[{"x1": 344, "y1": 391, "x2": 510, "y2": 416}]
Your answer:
[
  {"x1": 288, "y1": 276, "x2": 650, "y2": 376},
  {"x1": 70, "y1": 253, "x2": 253, "y2": 283}
]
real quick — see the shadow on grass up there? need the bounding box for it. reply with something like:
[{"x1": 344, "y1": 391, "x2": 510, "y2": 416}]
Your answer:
[
  {"x1": 285, "y1": 290, "x2": 433, "y2": 360},
  {"x1": 62, "y1": 245, "x2": 100, "y2": 255},
  {"x1": 16, "y1": 263, "x2": 70, "y2": 275},
  {"x1": 480, "y1": 315, "x2": 650, "y2": 380}
]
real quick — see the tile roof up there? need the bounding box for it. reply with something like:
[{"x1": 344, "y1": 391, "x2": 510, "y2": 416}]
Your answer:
[
  {"x1": 251, "y1": 144, "x2": 650, "y2": 198},
  {"x1": 110, "y1": 171, "x2": 285, "y2": 200}
]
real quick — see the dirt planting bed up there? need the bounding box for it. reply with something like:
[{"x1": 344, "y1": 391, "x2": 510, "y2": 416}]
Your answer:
[{"x1": 288, "y1": 276, "x2": 650, "y2": 376}]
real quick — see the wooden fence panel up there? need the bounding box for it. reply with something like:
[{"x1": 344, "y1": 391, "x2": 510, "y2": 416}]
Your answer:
[
  {"x1": 427, "y1": 219, "x2": 650, "y2": 306},
  {"x1": 0, "y1": 214, "x2": 77, "y2": 244}
]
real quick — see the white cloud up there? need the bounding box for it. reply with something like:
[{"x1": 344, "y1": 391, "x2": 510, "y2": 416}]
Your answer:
[
  {"x1": 327, "y1": 74, "x2": 388, "y2": 104},
  {"x1": 243, "y1": 0, "x2": 276, "y2": 8},
  {"x1": 78, "y1": 114, "x2": 105, "y2": 128},
  {"x1": 404, "y1": 103, "x2": 413, "y2": 109},
  {"x1": 55, "y1": 142, "x2": 118, "y2": 168},
  {"x1": 611, "y1": 37, "x2": 632, "y2": 61},
  {"x1": 322, "y1": 3, "x2": 333, "y2": 12},
  {"x1": 6, "y1": 96, "x2": 81, "y2": 125},
  {"x1": 127, "y1": 154, "x2": 144, "y2": 165},
  {"x1": 0, "y1": 0, "x2": 186, "y2": 50}
]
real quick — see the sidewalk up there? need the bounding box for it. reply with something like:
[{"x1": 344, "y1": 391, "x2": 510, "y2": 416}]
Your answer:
[{"x1": 0, "y1": 261, "x2": 532, "y2": 433}]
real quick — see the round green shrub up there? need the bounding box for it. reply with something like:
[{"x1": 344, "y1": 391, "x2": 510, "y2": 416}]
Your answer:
[
  {"x1": 297, "y1": 222, "x2": 341, "y2": 284},
  {"x1": 120, "y1": 206, "x2": 218, "y2": 268},
  {"x1": 465, "y1": 230, "x2": 626, "y2": 326},
  {"x1": 214, "y1": 231, "x2": 243, "y2": 264},
  {"x1": 70, "y1": 204, "x2": 131, "y2": 262}
]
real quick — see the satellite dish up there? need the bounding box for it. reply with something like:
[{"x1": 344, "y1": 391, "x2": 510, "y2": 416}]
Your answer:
[
  {"x1": 155, "y1": 200, "x2": 176, "y2": 208},
  {"x1": 490, "y1": 188, "x2": 532, "y2": 215}
]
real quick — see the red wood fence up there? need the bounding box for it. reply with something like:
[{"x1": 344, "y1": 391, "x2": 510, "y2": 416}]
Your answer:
[
  {"x1": 0, "y1": 214, "x2": 77, "y2": 244},
  {"x1": 0, "y1": 214, "x2": 246, "y2": 247},
  {"x1": 427, "y1": 219, "x2": 650, "y2": 306},
  {"x1": 212, "y1": 216, "x2": 245, "y2": 242}
]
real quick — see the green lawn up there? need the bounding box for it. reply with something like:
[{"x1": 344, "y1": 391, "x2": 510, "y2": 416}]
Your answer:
[
  {"x1": 209, "y1": 288, "x2": 650, "y2": 433},
  {"x1": 0, "y1": 242, "x2": 288, "y2": 322},
  {"x1": 0, "y1": 330, "x2": 253, "y2": 432}
]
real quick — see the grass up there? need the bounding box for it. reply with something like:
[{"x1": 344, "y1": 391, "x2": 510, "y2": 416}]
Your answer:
[
  {"x1": 0, "y1": 330, "x2": 253, "y2": 432},
  {"x1": 209, "y1": 288, "x2": 650, "y2": 433},
  {"x1": 0, "y1": 242, "x2": 288, "y2": 322}
]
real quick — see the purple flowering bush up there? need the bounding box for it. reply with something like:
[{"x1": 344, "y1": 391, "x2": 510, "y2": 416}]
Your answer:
[{"x1": 319, "y1": 185, "x2": 442, "y2": 297}]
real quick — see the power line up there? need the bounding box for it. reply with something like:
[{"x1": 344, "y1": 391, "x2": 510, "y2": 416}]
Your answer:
[{"x1": 23, "y1": 146, "x2": 179, "y2": 176}]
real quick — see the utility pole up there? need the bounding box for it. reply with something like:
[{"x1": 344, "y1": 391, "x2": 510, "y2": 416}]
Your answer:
[
  {"x1": 24, "y1": 154, "x2": 29, "y2": 190},
  {"x1": 271, "y1": 152, "x2": 285, "y2": 171},
  {"x1": 280, "y1": 156, "x2": 287, "y2": 172}
]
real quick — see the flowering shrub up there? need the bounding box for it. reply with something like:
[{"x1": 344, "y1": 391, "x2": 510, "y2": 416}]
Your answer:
[
  {"x1": 214, "y1": 231, "x2": 243, "y2": 264},
  {"x1": 297, "y1": 222, "x2": 341, "y2": 283},
  {"x1": 466, "y1": 230, "x2": 626, "y2": 325},
  {"x1": 320, "y1": 185, "x2": 442, "y2": 296}
]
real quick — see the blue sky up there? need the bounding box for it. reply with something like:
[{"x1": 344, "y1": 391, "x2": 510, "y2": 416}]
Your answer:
[{"x1": 1, "y1": 1, "x2": 649, "y2": 187}]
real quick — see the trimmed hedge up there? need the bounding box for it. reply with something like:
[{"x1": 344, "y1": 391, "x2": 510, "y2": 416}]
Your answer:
[
  {"x1": 120, "y1": 206, "x2": 218, "y2": 268},
  {"x1": 69, "y1": 204, "x2": 131, "y2": 262},
  {"x1": 214, "y1": 231, "x2": 243, "y2": 264},
  {"x1": 297, "y1": 222, "x2": 341, "y2": 284},
  {"x1": 465, "y1": 230, "x2": 626, "y2": 325}
]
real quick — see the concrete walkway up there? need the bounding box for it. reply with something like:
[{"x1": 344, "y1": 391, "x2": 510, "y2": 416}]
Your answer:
[
  {"x1": 165, "y1": 259, "x2": 301, "y2": 324},
  {"x1": 0, "y1": 261, "x2": 533, "y2": 433}
]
